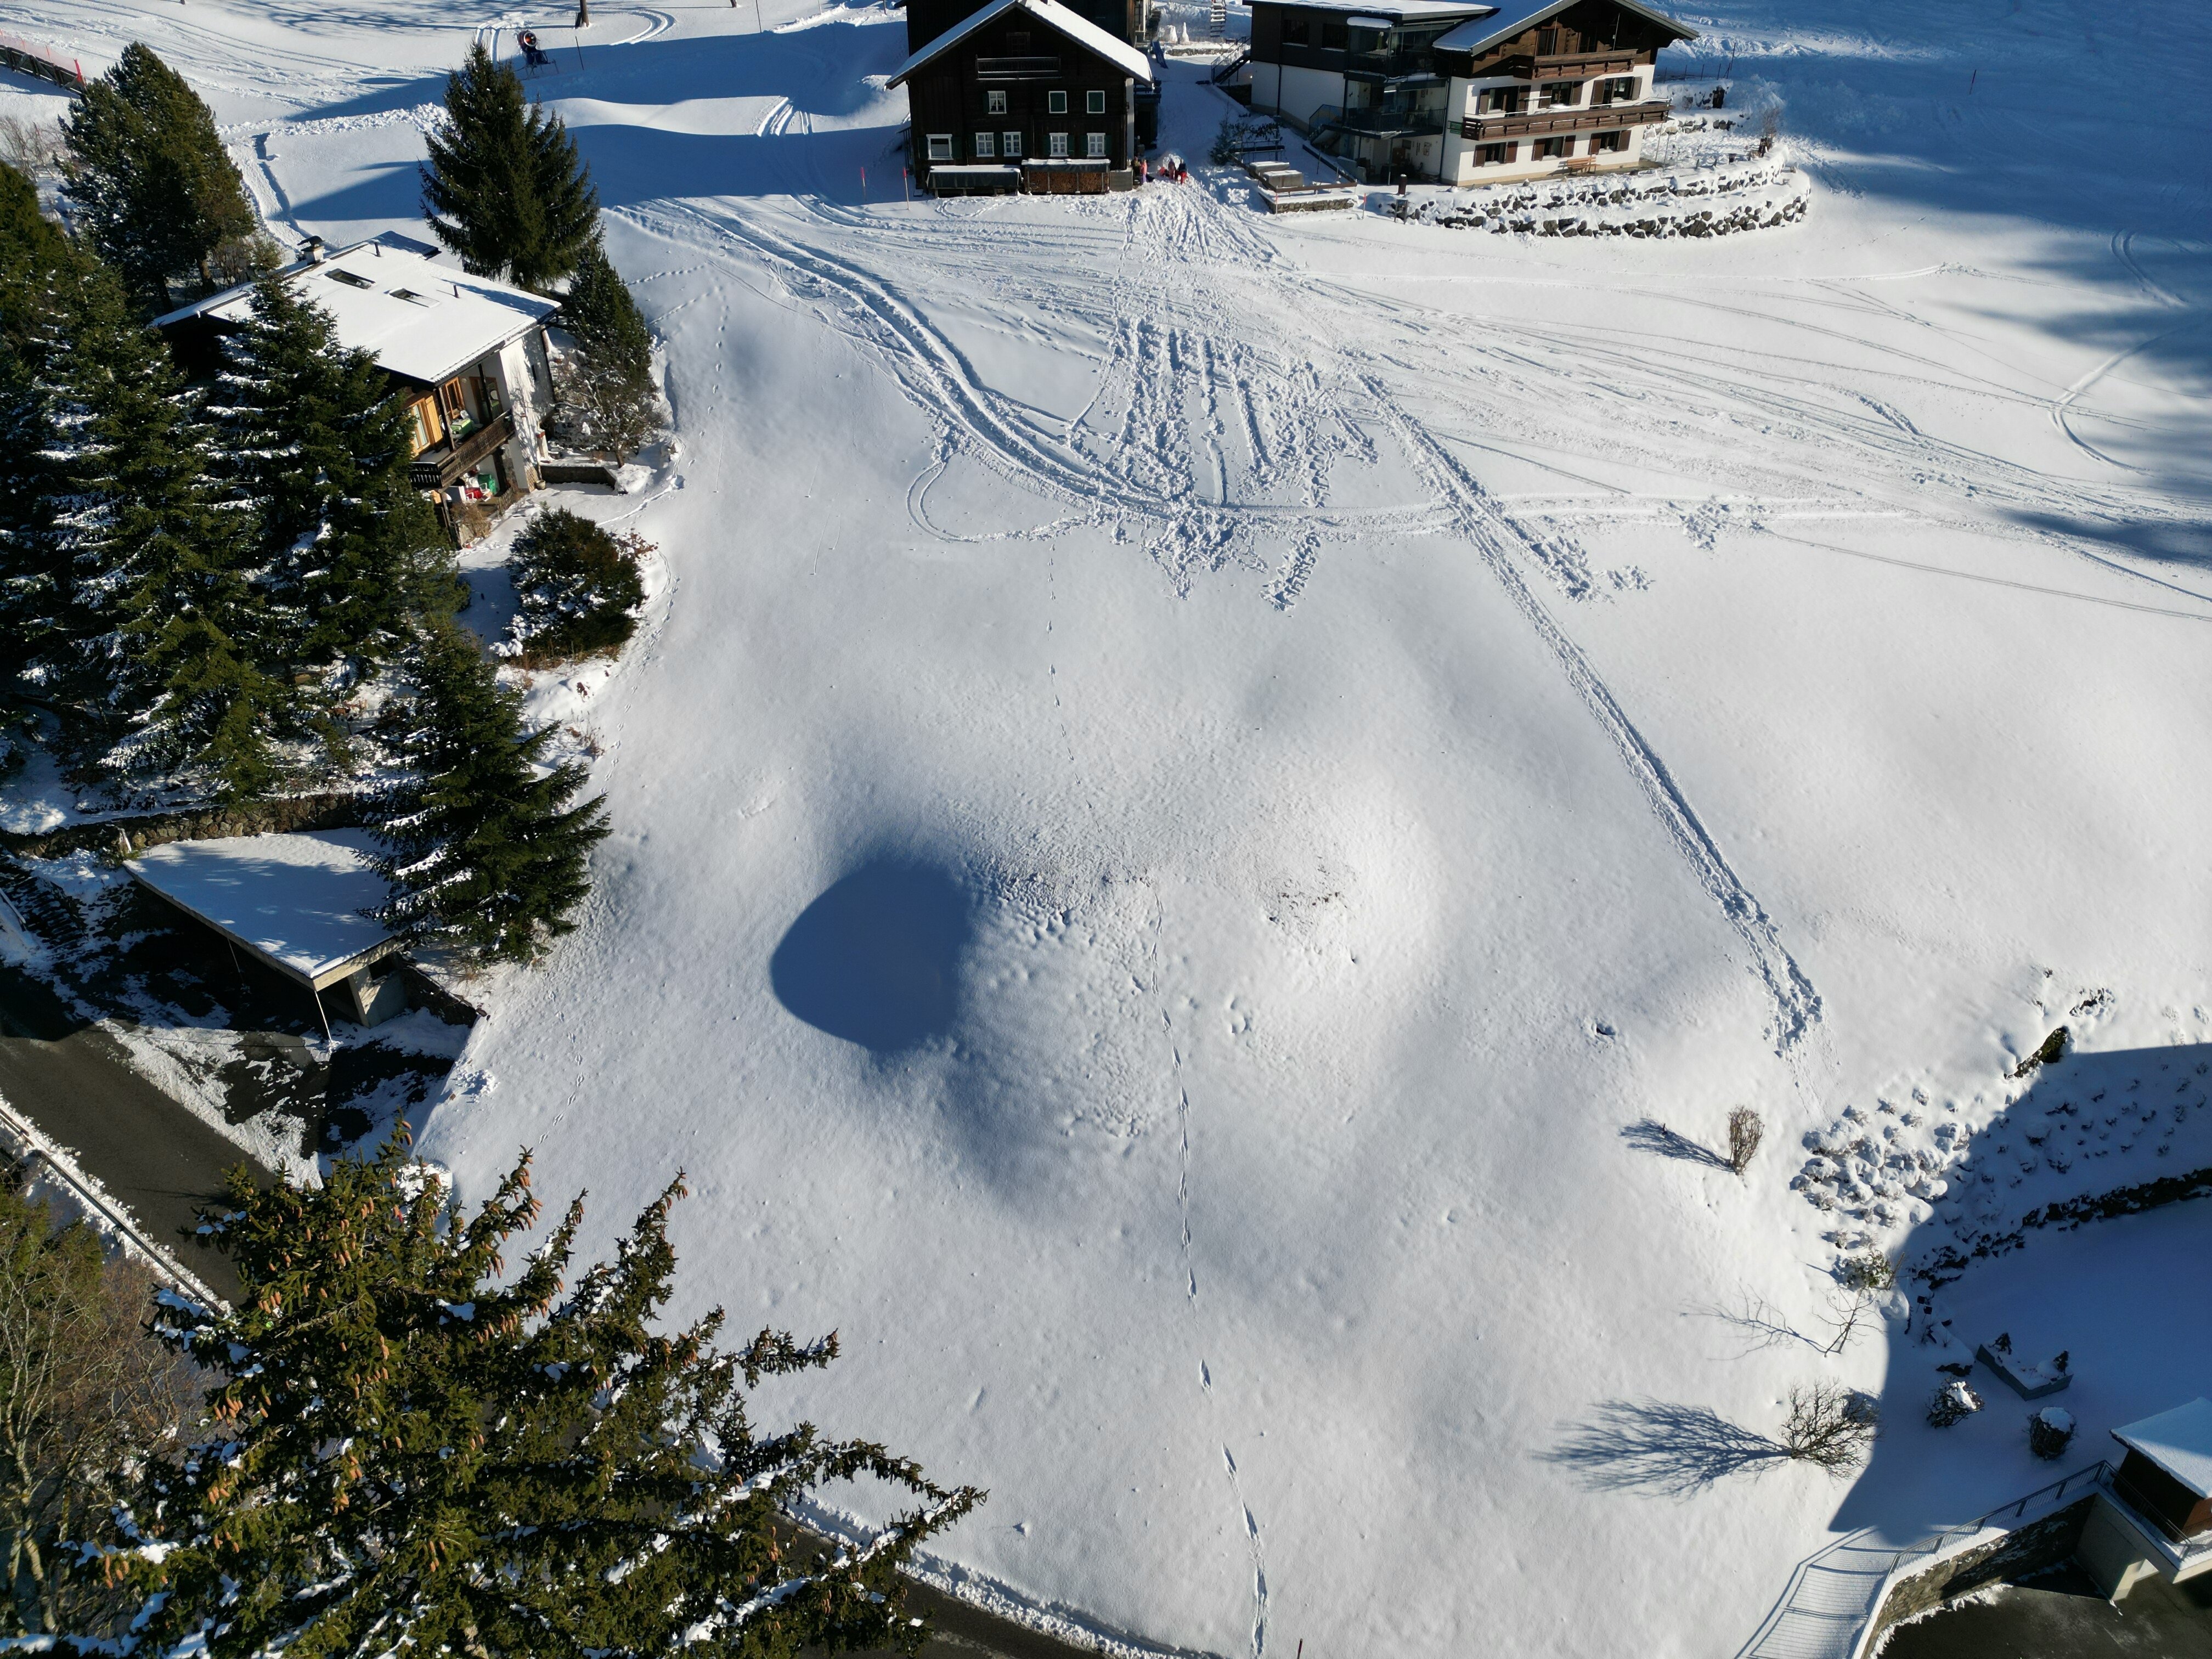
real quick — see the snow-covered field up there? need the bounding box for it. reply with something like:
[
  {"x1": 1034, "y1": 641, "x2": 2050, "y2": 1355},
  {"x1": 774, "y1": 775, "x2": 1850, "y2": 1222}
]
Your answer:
[{"x1": 4, "y1": 0, "x2": 2209, "y2": 1650}]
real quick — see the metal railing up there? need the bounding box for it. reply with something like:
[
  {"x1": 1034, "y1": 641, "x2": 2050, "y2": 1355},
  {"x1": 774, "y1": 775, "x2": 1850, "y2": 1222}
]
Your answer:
[{"x1": 1737, "y1": 1463, "x2": 2115, "y2": 1659}]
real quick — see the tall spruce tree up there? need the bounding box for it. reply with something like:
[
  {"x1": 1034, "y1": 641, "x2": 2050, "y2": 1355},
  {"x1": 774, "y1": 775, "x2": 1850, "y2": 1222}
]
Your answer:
[
  {"x1": 555, "y1": 240, "x2": 659, "y2": 463},
  {"x1": 117, "y1": 1137, "x2": 981, "y2": 1659},
  {"x1": 372, "y1": 619, "x2": 610, "y2": 962},
  {"x1": 216, "y1": 273, "x2": 462, "y2": 688},
  {"x1": 421, "y1": 44, "x2": 600, "y2": 291},
  {"x1": 0, "y1": 163, "x2": 81, "y2": 764},
  {"x1": 59, "y1": 44, "x2": 264, "y2": 309},
  {"x1": 36, "y1": 257, "x2": 288, "y2": 797}
]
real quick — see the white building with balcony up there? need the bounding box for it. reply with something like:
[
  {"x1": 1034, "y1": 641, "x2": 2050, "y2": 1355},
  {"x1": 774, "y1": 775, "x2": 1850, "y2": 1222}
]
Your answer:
[{"x1": 1243, "y1": 0, "x2": 1694, "y2": 185}]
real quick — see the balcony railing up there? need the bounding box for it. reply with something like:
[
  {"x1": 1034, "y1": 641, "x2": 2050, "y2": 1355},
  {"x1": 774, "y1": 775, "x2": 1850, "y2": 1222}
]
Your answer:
[
  {"x1": 1310, "y1": 102, "x2": 1447, "y2": 140},
  {"x1": 411, "y1": 408, "x2": 515, "y2": 490},
  {"x1": 1461, "y1": 99, "x2": 1667, "y2": 140},
  {"x1": 1340, "y1": 47, "x2": 1440, "y2": 81},
  {"x1": 1487, "y1": 48, "x2": 1639, "y2": 81}
]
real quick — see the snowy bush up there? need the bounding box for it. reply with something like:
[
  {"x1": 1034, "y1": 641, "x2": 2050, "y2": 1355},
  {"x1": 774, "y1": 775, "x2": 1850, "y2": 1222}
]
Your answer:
[
  {"x1": 1780, "y1": 1383, "x2": 1876, "y2": 1472},
  {"x1": 2028, "y1": 1407, "x2": 2076, "y2": 1460},
  {"x1": 499, "y1": 509, "x2": 648, "y2": 667},
  {"x1": 1928, "y1": 1379, "x2": 1983, "y2": 1427},
  {"x1": 1835, "y1": 1251, "x2": 1894, "y2": 1293}
]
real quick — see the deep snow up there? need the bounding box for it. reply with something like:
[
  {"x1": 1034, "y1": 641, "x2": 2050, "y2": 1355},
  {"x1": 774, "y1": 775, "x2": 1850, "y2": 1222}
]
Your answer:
[{"x1": 3, "y1": 0, "x2": 2209, "y2": 1651}]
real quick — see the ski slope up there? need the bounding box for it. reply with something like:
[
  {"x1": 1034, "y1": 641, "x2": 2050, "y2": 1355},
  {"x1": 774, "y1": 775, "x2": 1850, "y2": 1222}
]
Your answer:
[{"x1": 4, "y1": 0, "x2": 2210, "y2": 1650}]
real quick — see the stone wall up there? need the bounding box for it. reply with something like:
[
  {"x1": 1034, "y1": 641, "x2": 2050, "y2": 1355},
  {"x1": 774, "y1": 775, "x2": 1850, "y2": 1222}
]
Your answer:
[{"x1": 1864, "y1": 1498, "x2": 2095, "y2": 1652}]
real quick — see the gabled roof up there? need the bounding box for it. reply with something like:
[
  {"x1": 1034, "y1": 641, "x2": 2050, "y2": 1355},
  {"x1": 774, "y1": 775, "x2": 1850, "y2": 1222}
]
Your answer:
[
  {"x1": 2114, "y1": 1398, "x2": 2212, "y2": 1499},
  {"x1": 1274, "y1": 0, "x2": 1490, "y2": 18},
  {"x1": 1435, "y1": 0, "x2": 1696, "y2": 56},
  {"x1": 127, "y1": 830, "x2": 397, "y2": 991},
  {"x1": 888, "y1": 0, "x2": 1154, "y2": 88},
  {"x1": 155, "y1": 239, "x2": 559, "y2": 390}
]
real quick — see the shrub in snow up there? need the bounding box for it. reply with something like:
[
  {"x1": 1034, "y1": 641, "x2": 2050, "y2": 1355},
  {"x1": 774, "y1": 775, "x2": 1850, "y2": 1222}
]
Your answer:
[
  {"x1": 1928, "y1": 1379, "x2": 1983, "y2": 1427},
  {"x1": 500, "y1": 508, "x2": 647, "y2": 667},
  {"x1": 2029, "y1": 1407, "x2": 2076, "y2": 1460},
  {"x1": 1728, "y1": 1107, "x2": 1763, "y2": 1175},
  {"x1": 1835, "y1": 1251, "x2": 1895, "y2": 1293},
  {"x1": 1780, "y1": 1382, "x2": 1877, "y2": 1472}
]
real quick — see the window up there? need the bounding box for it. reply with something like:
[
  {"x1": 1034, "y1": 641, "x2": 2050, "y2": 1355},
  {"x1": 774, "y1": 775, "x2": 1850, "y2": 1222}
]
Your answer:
[
  {"x1": 1006, "y1": 30, "x2": 1030, "y2": 46},
  {"x1": 1048, "y1": 131, "x2": 1070, "y2": 156},
  {"x1": 1592, "y1": 129, "x2": 1626, "y2": 153},
  {"x1": 1086, "y1": 131, "x2": 1107, "y2": 157},
  {"x1": 1003, "y1": 130, "x2": 1024, "y2": 156},
  {"x1": 987, "y1": 88, "x2": 1008, "y2": 114},
  {"x1": 1282, "y1": 14, "x2": 1309, "y2": 43},
  {"x1": 1476, "y1": 86, "x2": 1523, "y2": 114},
  {"x1": 1536, "y1": 25, "x2": 1559, "y2": 54},
  {"x1": 1086, "y1": 88, "x2": 1106, "y2": 114},
  {"x1": 1476, "y1": 141, "x2": 1514, "y2": 165},
  {"x1": 1320, "y1": 15, "x2": 1347, "y2": 48},
  {"x1": 1047, "y1": 89, "x2": 1067, "y2": 114},
  {"x1": 388, "y1": 287, "x2": 432, "y2": 307},
  {"x1": 926, "y1": 132, "x2": 953, "y2": 160},
  {"x1": 1596, "y1": 75, "x2": 1637, "y2": 104},
  {"x1": 974, "y1": 131, "x2": 997, "y2": 157},
  {"x1": 1538, "y1": 80, "x2": 1580, "y2": 107},
  {"x1": 1534, "y1": 135, "x2": 1573, "y2": 159},
  {"x1": 327, "y1": 268, "x2": 373, "y2": 289}
]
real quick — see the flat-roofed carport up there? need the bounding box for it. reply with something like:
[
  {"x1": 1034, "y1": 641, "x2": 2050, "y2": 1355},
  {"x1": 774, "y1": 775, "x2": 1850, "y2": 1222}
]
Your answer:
[{"x1": 124, "y1": 831, "x2": 408, "y2": 1042}]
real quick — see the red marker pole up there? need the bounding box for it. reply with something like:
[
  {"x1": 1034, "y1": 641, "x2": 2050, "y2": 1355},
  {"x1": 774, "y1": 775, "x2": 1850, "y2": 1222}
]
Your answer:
[{"x1": 860, "y1": 165, "x2": 867, "y2": 199}]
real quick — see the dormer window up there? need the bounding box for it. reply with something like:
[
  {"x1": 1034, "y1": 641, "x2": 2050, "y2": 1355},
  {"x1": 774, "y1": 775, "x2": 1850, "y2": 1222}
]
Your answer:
[{"x1": 327, "y1": 269, "x2": 374, "y2": 289}]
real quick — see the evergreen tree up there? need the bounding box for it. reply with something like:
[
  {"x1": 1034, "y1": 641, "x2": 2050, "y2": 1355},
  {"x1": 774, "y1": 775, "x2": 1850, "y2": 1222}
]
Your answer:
[
  {"x1": 58, "y1": 44, "x2": 266, "y2": 309},
  {"x1": 554, "y1": 240, "x2": 659, "y2": 463},
  {"x1": 421, "y1": 44, "x2": 600, "y2": 291},
  {"x1": 36, "y1": 257, "x2": 289, "y2": 797},
  {"x1": 371, "y1": 619, "x2": 611, "y2": 962},
  {"x1": 119, "y1": 1138, "x2": 980, "y2": 1659},
  {"x1": 216, "y1": 273, "x2": 462, "y2": 689},
  {"x1": 0, "y1": 163, "x2": 82, "y2": 764}
]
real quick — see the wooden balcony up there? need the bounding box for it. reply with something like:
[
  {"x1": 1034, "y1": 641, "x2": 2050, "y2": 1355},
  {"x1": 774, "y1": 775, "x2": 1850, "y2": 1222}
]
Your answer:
[
  {"x1": 1462, "y1": 99, "x2": 1667, "y2": 140},
  {"x1": 1487, "y1": 48, "x2": 1640, "y2": 82},
  {"x1": 411, "y1": 408, "x2": 515, "y2": 489}
]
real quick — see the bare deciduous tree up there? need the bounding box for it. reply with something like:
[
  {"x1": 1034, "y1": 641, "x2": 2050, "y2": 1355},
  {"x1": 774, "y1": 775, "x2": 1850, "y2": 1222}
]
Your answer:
[
  {"x1": 1780, "y1": 1382, "x2": 1877, "y2": 1473},
  {"x1": 0, "y1": 1176, "x2": 197, "y2": 1638},
  {"x1": 0, "y1": 116, "x2": 64, "y2": 182},
  {"x1": 1727, "y1": 1107, "x2": 1763, "y2": 1175}
]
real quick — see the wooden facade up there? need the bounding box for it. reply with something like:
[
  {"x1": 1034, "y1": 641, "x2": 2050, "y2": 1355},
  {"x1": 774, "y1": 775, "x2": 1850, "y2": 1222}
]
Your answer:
[
  {"x1": 896, "y1": 0, "x2": 1149, "y2": 193},
  {"x1": 1244, "y1": 0, "x2": 1690, "y2": 184},
  {"x1": 2114, "y1": 1449, "x2": 2212, "y2": 1541}
]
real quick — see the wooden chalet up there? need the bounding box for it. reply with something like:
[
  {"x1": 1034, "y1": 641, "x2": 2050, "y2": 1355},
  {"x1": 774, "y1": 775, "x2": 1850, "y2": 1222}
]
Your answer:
[
  {"x1": 1244, "y1": 0, "x2": 1694, "y2": 184},
  {"x1": 891, "y1": 0, "x2": 1155, "y2": 195},
  {"x1": 2112, "y1": 1400, "x2": 2212, "y2": 1542},
  {"x1": 156, "y1": 234, "x2": 560, "y2": 537}
]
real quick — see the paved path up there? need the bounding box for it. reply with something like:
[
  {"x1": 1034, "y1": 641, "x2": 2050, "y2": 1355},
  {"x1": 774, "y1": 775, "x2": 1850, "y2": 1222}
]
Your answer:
[{"x1": 0, "y1": 962, "x2": 265, "y2": 1302}]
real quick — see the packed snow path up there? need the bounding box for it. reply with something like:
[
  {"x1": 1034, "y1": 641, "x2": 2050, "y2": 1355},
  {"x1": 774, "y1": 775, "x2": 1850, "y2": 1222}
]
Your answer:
[{"x1": 6, "y1": 0, "x2": 2211, "y2": 1652}]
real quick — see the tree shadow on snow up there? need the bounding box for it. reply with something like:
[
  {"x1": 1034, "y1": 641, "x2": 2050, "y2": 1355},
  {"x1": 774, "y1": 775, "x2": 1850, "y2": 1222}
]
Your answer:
[
  {"x1": 1541, "y1": 1400, "x2": 1788, "y2": 1496},
  {"x1": 1620, "y1": 1118, "x2": 1734, "y2": 1171}
]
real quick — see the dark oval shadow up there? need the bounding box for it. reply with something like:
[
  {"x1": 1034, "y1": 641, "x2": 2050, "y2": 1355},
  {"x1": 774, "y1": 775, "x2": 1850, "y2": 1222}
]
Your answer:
[{"x1": 770, "y1": 860, "x2": 972, "y2": 1053}]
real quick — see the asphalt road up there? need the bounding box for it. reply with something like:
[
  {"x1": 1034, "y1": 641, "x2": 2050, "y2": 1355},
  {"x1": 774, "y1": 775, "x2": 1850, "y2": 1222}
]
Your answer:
[
  {"x1": 0, "y1": 962, "x2": 264, "y2": 1302},
  {"x1": 0, "y1": 962, "x2": 1119, "y2": 1659}
]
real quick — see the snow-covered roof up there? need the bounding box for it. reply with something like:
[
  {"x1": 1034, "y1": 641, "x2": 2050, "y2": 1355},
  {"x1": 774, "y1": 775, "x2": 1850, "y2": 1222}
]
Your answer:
[
  {"x1": 154, "y1": 240, "x2": 558, "y2": 391},
  {"x1": 888, "y1": 0, "x2": 1155, "y2": 87},
  {"x1": 1435, "y1": 0, "x2": 1695, "y2": 54},
  {"x1": 1277, "y1": 0, "x2": 1493, "y2": 19},
  {"x1": 2114, "y1": 1399, "x2": 2212, "y2": 1498},
  {"x1": 127, "y1": 830, "x2": 398, "y2": 990}
]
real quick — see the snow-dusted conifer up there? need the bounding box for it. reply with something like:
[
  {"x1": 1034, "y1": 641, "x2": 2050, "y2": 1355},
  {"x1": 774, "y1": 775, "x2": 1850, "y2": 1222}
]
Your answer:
[
  {"x1": 372, "y1": 618, "x2": 610, "y2": 962},
  {"x1": 120, "y1": 1136, "x2": 981, "y2": 1659},
  {"x1": 35, "y1": 257, "x2": 290, "y2": 796},
  {"x1": 421, "y1": 44, "x2": 600, "y2": 291},
  {"x1": 216, "y1": 272, "x2": 460, "y2": 691},
  {"x1": 58, "y1": 44, "x2": 267, "y2": 309},
  {"x1": 555, "y1": 240, "x2": 659, "y2": 462}
]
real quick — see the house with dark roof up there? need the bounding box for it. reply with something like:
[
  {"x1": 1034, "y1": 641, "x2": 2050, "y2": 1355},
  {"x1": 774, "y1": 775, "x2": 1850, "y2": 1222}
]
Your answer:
[
  {"x1": 1245, "y1": 0, "x2": 1694, "y2": 184},
  {"x1": 890, "y1": 0, "x2": 1155, "y2": 195}
]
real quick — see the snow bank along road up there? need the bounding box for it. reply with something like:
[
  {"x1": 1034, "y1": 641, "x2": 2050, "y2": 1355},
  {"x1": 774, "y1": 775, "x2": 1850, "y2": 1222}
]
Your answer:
[{"x1": 4, "y1": 0, "x2": 2208, "y2": 1650}]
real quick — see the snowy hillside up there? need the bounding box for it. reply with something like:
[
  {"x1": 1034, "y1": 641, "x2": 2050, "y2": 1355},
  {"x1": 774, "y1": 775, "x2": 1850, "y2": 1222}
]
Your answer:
[{"x1": 4, "y1": 0, "x2": 2208, "y2": 1650}]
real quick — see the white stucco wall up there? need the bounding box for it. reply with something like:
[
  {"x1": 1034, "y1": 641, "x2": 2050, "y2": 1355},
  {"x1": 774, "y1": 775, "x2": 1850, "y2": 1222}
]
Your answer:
[{"x1": 1442, "y1": 66, "x2": 1658, "y2": 185}]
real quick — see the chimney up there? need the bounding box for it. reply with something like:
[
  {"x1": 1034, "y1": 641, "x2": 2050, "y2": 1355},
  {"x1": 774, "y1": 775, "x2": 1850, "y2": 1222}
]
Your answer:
[{"x1": 302, "y1": 234, "x2": 327, "y2": 263}]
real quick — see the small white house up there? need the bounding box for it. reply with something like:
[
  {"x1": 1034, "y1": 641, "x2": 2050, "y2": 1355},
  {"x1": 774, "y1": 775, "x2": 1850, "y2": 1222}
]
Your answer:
[{"x1": 157, "y1": 234, "x2": 561, "y2": 535}]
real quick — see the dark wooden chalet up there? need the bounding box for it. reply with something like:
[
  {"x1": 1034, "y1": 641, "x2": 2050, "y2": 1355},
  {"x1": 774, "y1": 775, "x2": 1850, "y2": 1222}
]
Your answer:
[
  {"x1": 2112, "y1": 1401, "x2": 2212, "y2": 1542},
  {"x1": 891, "y1": 0, "x2": 1155, "y2": 195}
]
